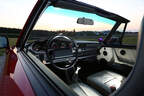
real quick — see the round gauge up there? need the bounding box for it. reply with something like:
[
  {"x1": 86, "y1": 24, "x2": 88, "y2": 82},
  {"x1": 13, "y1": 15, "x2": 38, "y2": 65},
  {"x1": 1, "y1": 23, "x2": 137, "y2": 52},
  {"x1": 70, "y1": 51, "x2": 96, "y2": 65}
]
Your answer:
[
  {"x1": 32, "y1": 43, "x2": 41, "y2": 51},
  {"x1": 51, "y1": 42, "x2": 59, "y2": 49}
]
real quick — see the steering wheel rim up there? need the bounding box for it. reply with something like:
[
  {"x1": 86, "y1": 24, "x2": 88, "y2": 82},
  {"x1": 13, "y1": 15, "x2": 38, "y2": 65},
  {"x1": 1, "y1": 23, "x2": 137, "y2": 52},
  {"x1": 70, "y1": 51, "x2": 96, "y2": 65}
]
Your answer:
[{"x1": 46, "y1": 35, "x2": 78, "y2": 70}]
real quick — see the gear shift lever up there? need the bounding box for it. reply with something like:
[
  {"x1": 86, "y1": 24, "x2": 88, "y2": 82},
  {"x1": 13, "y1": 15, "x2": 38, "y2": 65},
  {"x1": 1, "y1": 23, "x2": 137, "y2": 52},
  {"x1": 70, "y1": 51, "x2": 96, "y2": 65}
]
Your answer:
[
  {"x1": 75, "y1": 66, "x2": 81, "y2": 74},
  {"x1": 72, "y1": 66, "x2": 81, "y2": 81}
]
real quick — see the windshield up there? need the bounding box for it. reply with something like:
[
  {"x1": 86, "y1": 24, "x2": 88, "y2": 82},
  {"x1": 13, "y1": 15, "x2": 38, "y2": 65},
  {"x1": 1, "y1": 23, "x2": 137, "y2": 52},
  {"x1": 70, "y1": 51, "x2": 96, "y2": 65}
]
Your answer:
[{"x1": 28, "y1": 6, "x2": 116, "y2": 42}]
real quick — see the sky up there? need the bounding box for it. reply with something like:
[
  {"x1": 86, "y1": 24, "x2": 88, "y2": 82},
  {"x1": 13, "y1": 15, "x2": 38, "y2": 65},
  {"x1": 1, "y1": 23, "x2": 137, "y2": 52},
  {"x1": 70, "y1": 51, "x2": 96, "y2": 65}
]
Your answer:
[{"x1": 0, "y1": 0, "x2": 143, "y2": 32}]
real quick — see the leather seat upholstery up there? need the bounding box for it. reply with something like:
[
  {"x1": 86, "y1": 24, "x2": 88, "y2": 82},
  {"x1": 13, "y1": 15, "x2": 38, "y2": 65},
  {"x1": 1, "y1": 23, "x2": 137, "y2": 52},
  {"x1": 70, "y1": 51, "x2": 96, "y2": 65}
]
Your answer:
[
  {"x1": 87, "y1": 70, "x2": 125, "y2": 96},
  {"x1": 70, "y1": 82, "x2": 102, "y2": 96}
]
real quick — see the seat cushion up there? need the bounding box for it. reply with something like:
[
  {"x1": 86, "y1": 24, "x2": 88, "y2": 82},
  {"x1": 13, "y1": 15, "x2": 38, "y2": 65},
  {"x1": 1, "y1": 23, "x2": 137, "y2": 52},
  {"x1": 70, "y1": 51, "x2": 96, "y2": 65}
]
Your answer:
[
  {"x1": 87, "y1": 70, "x2": 125, "y2": 95},
  {"x1": 70, "y1": 83, "x2": 102, "y2": 96}
]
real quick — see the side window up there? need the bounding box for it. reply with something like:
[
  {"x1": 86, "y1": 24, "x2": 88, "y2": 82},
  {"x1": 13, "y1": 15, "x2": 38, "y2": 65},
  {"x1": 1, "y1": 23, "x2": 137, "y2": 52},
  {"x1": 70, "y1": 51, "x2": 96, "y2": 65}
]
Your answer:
[
  {"x1": 122, "y1": 32, "x2": 138, "y2": 45},
  {"x1": 113, "y1": 23, "x2": 125, "y2": 38},
  {"x1": 110, "y1": 23, "x2": 125, "y2": 44},
  {"x1": 112, "y1": 23, "x2": 138, "y2": 45}
]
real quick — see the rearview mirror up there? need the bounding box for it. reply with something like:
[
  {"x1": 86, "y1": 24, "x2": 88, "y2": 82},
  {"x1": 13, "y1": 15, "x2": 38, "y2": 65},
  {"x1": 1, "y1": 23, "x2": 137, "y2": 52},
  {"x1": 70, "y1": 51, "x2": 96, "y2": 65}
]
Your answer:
[
  {"x1": 77, "y1": 17, "x2": 94, "y2": 25},
  {"x1": 0, "y1": 36, "x2": 9, "y2": 48}
]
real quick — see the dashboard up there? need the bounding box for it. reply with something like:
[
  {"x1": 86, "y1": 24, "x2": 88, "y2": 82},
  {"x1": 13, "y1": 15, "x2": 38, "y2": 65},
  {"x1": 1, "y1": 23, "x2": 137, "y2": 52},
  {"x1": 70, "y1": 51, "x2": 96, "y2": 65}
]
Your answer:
[{"x1": 27, "y1": 40, "x2": 100, "y2": 64}]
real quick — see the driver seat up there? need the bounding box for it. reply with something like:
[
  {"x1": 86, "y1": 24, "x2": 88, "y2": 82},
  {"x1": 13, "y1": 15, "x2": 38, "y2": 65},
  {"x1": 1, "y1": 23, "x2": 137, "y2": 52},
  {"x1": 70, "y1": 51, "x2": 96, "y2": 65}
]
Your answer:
[{"x1": 70, "y1": 82, "x2": 102, "y2": 96}]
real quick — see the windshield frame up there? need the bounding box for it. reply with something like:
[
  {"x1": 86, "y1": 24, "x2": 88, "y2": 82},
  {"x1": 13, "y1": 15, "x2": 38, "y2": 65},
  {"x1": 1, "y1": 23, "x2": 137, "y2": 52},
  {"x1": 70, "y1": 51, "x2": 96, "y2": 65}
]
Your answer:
[{"x1": 16, "y1": 0, "x2": 129, "y2": 50}]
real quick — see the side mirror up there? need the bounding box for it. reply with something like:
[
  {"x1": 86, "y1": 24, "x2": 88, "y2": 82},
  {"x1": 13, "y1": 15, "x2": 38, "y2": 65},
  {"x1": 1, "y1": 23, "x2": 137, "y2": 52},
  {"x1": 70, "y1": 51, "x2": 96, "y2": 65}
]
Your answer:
[{"x1": 0, "y1": 36, "x2": 9, "y2": 49}]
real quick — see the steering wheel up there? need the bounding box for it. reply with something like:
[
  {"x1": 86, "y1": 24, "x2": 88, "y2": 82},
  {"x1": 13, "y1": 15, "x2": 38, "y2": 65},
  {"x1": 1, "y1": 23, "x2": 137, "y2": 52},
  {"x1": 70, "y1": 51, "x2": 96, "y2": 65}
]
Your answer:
[{"x1": 46, "y1": 35, "x2": 78, "y2": 70}]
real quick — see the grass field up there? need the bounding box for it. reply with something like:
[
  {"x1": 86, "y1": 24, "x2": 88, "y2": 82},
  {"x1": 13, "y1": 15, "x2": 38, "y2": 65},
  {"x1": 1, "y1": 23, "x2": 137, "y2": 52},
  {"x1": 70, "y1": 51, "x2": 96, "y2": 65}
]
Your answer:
[
  {"x1": 8, "y1": 38, "x2": 17, "y2": 47},
  {"x1": 75, "y1": 35, "x2": 138, "y2": 45},
  {"x1": 0, "y1": 36, "x2": 137, "y2": 56},
  {"x1": 122, "y1": 36, "x2": 137, "y2": 45}
]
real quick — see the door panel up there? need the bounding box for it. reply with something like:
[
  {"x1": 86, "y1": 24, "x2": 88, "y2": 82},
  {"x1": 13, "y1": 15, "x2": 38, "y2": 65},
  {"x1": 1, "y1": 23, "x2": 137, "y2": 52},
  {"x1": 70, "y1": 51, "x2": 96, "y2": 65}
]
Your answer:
[
  {"x1": 97, "y1": 45, "x2": 136, "y2": 76},
  {"x1": 17, "y1": 51, "x2": 77, "y2": 96},
  {"x1": 98, "y1": 44, "x2": 136, "y2": 67},
  {"x1": 13, "y1": 60, "x2": 35, "y2": 96},
  {"x1": 113, "y1": 48, "x2": 136, "y2": 66},
  {"x1": 97, "y1": 47, "x2": 114, "y2": 63}
]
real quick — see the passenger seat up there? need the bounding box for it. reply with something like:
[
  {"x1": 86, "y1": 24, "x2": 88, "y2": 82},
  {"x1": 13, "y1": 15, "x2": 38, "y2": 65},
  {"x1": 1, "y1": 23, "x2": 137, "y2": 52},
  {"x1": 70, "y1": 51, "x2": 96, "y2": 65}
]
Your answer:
[{"x1": 87, "y1": 70, "x2": 125, "y2": 96}]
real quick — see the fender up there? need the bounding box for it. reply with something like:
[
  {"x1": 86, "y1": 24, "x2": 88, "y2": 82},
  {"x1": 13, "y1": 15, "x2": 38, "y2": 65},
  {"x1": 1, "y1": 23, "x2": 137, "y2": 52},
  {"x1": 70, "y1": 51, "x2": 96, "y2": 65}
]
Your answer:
[{"x1": 5, "y1": 47, "x2": 18, "y2": 75}]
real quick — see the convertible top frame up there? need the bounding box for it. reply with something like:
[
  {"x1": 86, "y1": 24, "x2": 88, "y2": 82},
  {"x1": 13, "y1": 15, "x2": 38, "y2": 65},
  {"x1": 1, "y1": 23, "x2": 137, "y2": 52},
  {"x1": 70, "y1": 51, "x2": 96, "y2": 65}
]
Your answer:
[{"x1": 52, "y1": 0, "x2": 130, "y2": 23}]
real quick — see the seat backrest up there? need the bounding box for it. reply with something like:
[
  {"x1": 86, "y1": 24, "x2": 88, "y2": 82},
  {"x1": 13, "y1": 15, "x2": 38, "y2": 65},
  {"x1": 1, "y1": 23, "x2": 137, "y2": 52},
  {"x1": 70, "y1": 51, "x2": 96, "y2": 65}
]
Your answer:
[{"x1": 112, "y1": 16, "x2": 144, "y2": 96}]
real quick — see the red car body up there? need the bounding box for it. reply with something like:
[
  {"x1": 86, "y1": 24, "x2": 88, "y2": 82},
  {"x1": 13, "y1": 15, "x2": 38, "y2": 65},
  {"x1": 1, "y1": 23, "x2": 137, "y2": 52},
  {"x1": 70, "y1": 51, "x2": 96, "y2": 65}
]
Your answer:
[{"x1": 0, "y1": 0, "x2": 144, "y2": 96}]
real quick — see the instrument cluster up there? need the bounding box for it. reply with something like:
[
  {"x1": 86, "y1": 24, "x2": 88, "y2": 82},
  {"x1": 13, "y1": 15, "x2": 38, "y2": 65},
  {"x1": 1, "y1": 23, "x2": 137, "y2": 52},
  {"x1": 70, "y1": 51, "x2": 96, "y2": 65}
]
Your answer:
[{"x1": 31, "y1": 40, "x2": 72, "y2": 52}]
